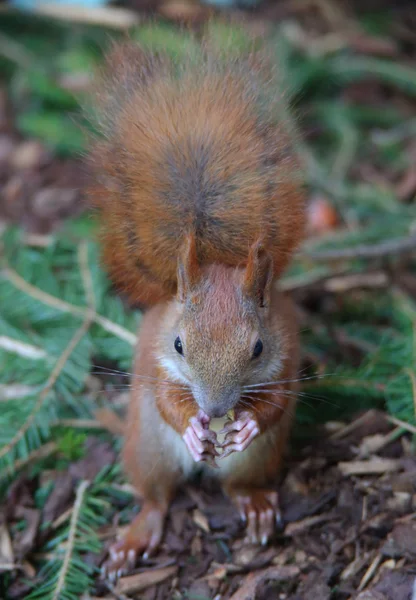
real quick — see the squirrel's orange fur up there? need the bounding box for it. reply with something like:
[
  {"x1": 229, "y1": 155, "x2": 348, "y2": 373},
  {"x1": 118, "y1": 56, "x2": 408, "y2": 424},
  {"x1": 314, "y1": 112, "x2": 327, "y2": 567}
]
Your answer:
[
  {"x1": 89, "y1": 41, "x2": 306, "y2": 578},
  {"x1": 88, "y1": 42, "x2": 305, "y2": 306}
]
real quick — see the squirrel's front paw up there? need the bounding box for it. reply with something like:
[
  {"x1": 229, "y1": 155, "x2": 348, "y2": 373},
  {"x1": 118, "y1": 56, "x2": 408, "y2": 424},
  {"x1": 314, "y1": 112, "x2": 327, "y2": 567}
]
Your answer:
[
  {"x1": 217, "y1": 411, "x2": 259, "y2": 459},
  {"x1": 183, "y1": 409, "x2": 219, "y2": 468}
]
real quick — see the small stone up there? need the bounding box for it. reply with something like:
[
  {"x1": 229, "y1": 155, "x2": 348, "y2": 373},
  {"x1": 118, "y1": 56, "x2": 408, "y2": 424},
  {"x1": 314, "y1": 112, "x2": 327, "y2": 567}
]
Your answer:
[
  {"x1": 307, "y1": 195, "x2": 338, "y2": 235},
  {"x1": 32, "y1": 188, "x2": 78, "y2": 219},
  {"x1": 11, "y1": 140, "x2": 50, "y2": 171}
]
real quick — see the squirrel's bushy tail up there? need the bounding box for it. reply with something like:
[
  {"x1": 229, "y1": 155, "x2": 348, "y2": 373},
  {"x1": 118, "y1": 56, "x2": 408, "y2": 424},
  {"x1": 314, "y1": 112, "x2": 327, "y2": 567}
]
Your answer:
[{"x1": 87, "y1": 40, "x2": 305, "y2": 306}]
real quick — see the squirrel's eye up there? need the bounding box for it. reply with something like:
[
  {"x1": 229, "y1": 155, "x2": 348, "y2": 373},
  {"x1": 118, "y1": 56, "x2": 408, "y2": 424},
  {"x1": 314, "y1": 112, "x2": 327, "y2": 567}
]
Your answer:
[
  {"x1": 174, "y1": 336, "x2": 183, "y2": 355},
  {"x1": 252, "y1": 339, "x2": 263, "y2": 359}
]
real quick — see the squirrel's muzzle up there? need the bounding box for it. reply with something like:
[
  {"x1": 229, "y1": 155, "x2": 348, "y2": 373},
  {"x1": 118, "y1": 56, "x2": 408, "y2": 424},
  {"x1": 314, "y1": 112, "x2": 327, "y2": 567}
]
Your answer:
[{"x1": 193, "y1": 386, "x2": 241, "y2": 419}]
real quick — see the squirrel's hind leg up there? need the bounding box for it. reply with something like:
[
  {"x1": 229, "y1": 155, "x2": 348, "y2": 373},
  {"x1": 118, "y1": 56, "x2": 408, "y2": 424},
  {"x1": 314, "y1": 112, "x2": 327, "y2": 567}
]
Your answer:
[
  {"x1": 102, "y1": 499, "x2": 168, "y2": 581},
  {"x1": 220, "y1": 412, "x2": 294, "y2": 546},
  {"x1": 101, "y1": 391, "x2": 185, "y2": 579}
]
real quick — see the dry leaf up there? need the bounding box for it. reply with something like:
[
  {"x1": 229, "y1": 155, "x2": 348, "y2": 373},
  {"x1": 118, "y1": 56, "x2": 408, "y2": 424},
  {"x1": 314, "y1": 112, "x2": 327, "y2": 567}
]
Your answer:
[
  {"x1": 229, "y1": 565, "x2": 300, "y2": 600},
  {"x1": 382, "y1": 523, "x2": 416, "y2": 558},
  {"x1": 13, "y1": 507, "x2": 41, "y2": 559}
]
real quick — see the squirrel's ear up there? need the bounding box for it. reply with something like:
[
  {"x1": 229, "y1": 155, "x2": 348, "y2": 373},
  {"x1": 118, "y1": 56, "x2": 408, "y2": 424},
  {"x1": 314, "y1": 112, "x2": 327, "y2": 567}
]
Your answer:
[
  {"x1": 243, "y1": 240, "x2": 273, "y2": 308},
  {"x1": 177, "y1": 234, "x2": 201, "y2": 302}
]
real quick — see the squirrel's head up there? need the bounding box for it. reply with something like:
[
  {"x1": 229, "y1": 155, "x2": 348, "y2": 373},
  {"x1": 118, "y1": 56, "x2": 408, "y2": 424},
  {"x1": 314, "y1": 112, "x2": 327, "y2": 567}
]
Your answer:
[{"x1": 158, "y1": 236, "x2": 287, "y2": 418}]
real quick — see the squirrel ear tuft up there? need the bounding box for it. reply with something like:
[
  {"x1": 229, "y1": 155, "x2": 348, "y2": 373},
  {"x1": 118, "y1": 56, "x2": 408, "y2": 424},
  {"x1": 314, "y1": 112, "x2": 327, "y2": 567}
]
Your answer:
[
  {"x1": 243, "y1": 240, "x2": 273, "y2": 308},
  {"x1": 177, "y1": 234, "x2": 201, "y2": 302}
]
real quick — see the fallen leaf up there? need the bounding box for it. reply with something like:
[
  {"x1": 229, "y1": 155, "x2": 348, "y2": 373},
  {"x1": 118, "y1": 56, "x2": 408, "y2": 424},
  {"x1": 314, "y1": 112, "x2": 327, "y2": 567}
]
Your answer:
[
  {"x1": 42, "y1": 471, "x2": 74, "y2": 526},
  {"x1": 13, "y1": 507, "x2": 41, "y2": 559},
  {"x1": 373, "y1": 570, "x2": 414, "y2": 599},
  {"x1": 382, "y1": 522, "x2": 416, "y2": 558},
  {"x1": 69, "y1": 438, "x2": 116, "y2": 481},
  {"x1": 116, "y1": 565, "x2": 178, "y2": 594},
  {"x1": 228, "y1": 565, "x2": 300, "y2": 600}
]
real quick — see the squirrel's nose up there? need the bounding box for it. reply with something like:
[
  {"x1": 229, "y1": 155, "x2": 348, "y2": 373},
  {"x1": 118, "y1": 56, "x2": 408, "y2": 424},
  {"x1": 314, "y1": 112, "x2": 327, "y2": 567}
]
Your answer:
[
  {"x1": 196, "y1": 387, "x2": 241, "y2": 419},
  {"x1": 205, "y1": 405, "x2": 228, "y2": 419}
]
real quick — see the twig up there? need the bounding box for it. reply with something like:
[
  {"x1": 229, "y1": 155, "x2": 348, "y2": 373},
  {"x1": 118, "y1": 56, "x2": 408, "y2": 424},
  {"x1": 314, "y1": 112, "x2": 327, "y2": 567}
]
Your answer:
[
  {"x1": 303, "y1": 232, "x2": 416, "y2": 261},
  {"x1": 52, "y1": 480, "x2": 90, "y2": 600},
  {"x1": 405, "y1": 367, "x2": 416, "y2": 417},
  {"x1": 330, "y1": 410, "x2": 382, "y2": 440},
  {"x1": 78, "y1": 242, "x2": 96, "y2": 312},
  {"x1": 0, "y1": 3, "x2": 139, "y2": 30},
  {"x1": 52, "y1": 418, "x2": 104, "y2": 430},
  {"x1": 2, "y1": 264, "x2": 136, "y2": 346},
  {"x1": 357, "y1": 553, "x2": 383, "y2": 591},
  {"x1": 323, "y1": 271, "x2": 388, "y2": 292},
  {"x1": 0, "y1": 336, "x2": 47, "y2": 360},
  {"x1": 386, "y1": 415, "x2": 416, "y2": 436},
  {"x1": 0, "y1": 316, "x2": 92, "y2": 460}
]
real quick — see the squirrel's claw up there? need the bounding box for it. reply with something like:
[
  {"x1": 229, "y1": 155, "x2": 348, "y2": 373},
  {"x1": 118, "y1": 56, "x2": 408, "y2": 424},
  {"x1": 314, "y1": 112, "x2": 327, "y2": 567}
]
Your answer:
[
  {"x1": 183, "y1": 413, "x2": 219, "y2": 467},
  {"x1": 100, "y1": 502, "x2": 165, "y2": 582},
  {"x1": 232, "y1": 490, "x2": 281, "y2": 546},
  {"x1": 218, "y1": 412, "x2": 259, "y2": 459}
]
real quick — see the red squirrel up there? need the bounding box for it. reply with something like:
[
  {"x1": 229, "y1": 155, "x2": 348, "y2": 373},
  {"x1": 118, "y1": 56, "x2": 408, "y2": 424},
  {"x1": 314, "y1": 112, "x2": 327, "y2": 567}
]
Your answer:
[{"x1": 88, "y1": 40, "x2": 306, "y2": 577}]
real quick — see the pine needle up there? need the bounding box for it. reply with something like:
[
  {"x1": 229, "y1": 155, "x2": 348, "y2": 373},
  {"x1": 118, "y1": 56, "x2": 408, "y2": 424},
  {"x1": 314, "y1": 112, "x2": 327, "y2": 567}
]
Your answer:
[
  {"x1": 52, "y1": 480, "x2": 90, "y2": 600},
  {"x1": 0, "y1": 314, "x2": 93, "y2": 461}
]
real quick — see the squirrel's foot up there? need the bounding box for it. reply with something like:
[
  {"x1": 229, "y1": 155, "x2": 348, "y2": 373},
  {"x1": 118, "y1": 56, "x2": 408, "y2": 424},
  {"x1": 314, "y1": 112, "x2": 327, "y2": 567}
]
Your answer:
[
  {"x1": 217, "y1": 411, "x2": 259, "y2": 459},
  {"x1": 183, "y1": 409, "x2": 219, "y2": 468},
  {"x1": 230, "y1": 489, "x2": 281, "y2": 546},
  {"x1": 101, "y1": 501, "x2": 166, "y2": 582}
]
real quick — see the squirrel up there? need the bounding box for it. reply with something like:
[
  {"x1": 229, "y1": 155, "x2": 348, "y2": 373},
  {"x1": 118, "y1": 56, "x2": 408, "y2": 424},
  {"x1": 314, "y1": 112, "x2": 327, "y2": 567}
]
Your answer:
[{"x1": 88, "y1": 40, "x2": 306, "y2": 578}]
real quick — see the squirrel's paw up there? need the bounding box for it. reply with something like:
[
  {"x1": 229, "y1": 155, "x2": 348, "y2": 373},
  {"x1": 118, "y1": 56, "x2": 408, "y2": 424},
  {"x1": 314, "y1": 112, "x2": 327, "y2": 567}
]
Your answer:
[
  {"x1": 183, "y1": 410, "x2": 219, "y2": 468},
  {"x1": 217, "y1": 411, "x2": 259, "y2": 459},
  {"x1": 101, "y1": 503, "x2": 165, "y2": 582},
  {"x1": 232, "y1": 489, "x2": 282, "y2": 546}
]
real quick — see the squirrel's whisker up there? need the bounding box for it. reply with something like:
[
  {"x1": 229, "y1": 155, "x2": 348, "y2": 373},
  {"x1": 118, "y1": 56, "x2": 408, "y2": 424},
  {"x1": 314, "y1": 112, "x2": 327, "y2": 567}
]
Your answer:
[
  {"x1": 91, "y1": 367, "x2": 189, "y2": 389},
  {"x1": 243, "y1": 373, "x2": 335, "y2": 390}
]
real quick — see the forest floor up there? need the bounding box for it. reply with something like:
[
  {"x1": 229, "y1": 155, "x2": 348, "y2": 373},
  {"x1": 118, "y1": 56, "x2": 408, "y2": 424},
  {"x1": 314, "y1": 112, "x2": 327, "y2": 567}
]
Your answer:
[{"x1": 1, "y1": 1, "x2": 416, "y2": 599}]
